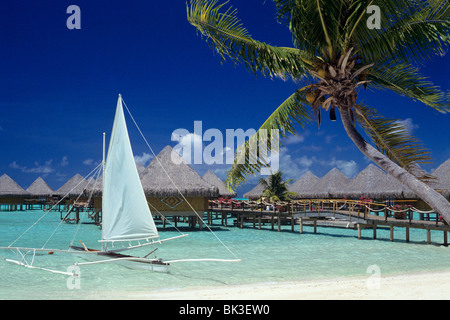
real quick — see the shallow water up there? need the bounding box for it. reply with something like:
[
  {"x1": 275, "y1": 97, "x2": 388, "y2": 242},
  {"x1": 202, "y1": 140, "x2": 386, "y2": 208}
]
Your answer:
[{"x1": 0, "y1": 210, "x2": 449, "y2": 299}]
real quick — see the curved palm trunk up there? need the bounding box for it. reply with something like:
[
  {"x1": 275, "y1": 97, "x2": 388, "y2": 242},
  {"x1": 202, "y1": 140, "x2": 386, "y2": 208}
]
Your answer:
[{"x1": 339, "y1": 108, "x2": 450, "y2": 223}]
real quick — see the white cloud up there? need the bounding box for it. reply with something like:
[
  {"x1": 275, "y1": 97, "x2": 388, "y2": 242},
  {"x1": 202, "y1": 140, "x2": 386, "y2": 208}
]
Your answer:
[
  {"x1": 9, "y1": 160, "x2": 54, "y2": 176},
  {"x1": 284, "y1": 135, "x2": 305, "y2": 145},
  {"x1": 61, "y1": 156, "x2": 69, "y2": 167},
  {"x1": 325, "y1": 135, "x2": 337, "y2": 144},
  {"x1": 298, "y1": 155, "x2": 315, "y2": 168},
  {"x1": 396, "y1": 118, "x2": 419, "y2": 134},
  {"x1": 134, "y1": 152, "x2": 153, "y2": 166},
  {"x1": 83, "y1": 159, "x2": 95, "y2": 166},
  {"x1": 276, "y1": 147, "x2": 309, "y2": 180},
  {"x1": 171, "y1": 132, "x2": 203, "y2": 163},
  {"x1": 328, "y1": 158, "x2": 359, "y2": 178},
  {"x1": 284, "y1": 154, "x2": 359, "y2": 178}
]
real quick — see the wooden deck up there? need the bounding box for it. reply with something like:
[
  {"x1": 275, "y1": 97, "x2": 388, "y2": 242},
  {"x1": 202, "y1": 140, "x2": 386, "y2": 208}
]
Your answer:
[{"x1": 207, "y1": 199, "x2": 450, "y2": 246}]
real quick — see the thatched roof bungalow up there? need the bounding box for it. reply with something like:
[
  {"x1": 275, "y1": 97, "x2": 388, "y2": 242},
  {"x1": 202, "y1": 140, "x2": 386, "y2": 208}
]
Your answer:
[
  {"x1": 308, "y1": 168, "x2": 351, "y2": 198},
  {"x1": 141, "y1": 146, "x2": 218, "y2": 197},
  {"x1": 290, "y1": 171, "x2": 319, "y2": 199},
  {"x1": 243, "y1": 178, "x2": 267, "y2": 200},
  {"x1": 0, "y1": 174, "x2": 30, "y2": 206},
  {"x1": 136, "y1": 162, "x2": 146, "y2": 179},
  {"x1": 56, "y1": 174, "x2": 90, "y2": 197},
  {"x1": 202, "y1": 170, "x2": 236, "y2": 198},
  {"x1": 26, "y1": 177, "x2": 54, "y2": 196},
  {"x1": 345, "y1": 164, "x2": 386, "y2": 199},
  {"x1": 430, "y1": 159, "x2": 450, "y2": 198},
  {"x1": 372, "y1": 173, "x2": 416, "y2": 199},
  {"x1": 140, "y1": 146, "x2": 218, "y2": 215},
  {"x1": 0, "y1": 174, "x2": 29, "y2": 197}
]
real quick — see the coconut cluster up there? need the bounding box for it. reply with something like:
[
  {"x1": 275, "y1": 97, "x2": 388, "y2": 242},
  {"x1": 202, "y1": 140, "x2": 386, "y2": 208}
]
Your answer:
[{"x1": 306, "y1": 48, "x2": 373, "y2": 124}]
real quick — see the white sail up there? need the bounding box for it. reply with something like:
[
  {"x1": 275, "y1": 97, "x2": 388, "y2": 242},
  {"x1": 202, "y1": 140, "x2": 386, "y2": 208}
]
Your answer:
[{"x1": 102, "y1": 95, "x2": 158, "y2": 242}]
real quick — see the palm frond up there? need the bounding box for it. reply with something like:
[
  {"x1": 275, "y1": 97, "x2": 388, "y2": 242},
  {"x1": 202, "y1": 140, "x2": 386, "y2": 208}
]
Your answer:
[
  {"x1": 354, "y1": 104, "x2": 434, "y2": 181},
  {"x1": 354, "y1": 0, "x2": 450, "y2": 64},
  {"x1": 367, "y1": 59, "x2": 449, "y2": 113},
  {"x1": 225, "y1": 89, "x2": 311, "y2": 190},
  {"x1": 187, "y1": 0, "x2": 314, "y2": 79},
  {"x1": 273, "y1": 0, "x2": 342, "y2": 59}
]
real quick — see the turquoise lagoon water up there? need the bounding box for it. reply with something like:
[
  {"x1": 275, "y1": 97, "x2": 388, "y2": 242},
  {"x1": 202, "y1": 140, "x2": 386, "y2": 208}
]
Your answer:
[{"x1": 1, "y1": 210, "x2": 450, "y2": 299}]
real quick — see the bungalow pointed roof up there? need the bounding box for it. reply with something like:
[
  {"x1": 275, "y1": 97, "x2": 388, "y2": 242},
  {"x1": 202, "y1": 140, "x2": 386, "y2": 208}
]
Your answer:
[
  {"x1": 56, "y1": 174, "x2": 90, "y2": 196},
  {"x1": 26, "y1": 177, "x2": 53, "y2": 196},
  {"x1": 136, "y1": 162, "x2": 146, "y2": 178},
  {"x1": 140, "y1": 146, "x2": 218, "y2": 197},
  {"x1": 0, "y1": 174, "x2": 29, "y2": 196},
  {"x1": 346, "y1": 164, "x2": 386, "y2": 198},
  {"x1": 290, "y1": 171, "x2": 319, "y2": 199},
  {"x1": 373, "y1": 173, "x2": 415, "y2": 199},
  {"x1": 202, "y1": 170, "x2": 236, "y2": 197},
  {"x1": 309, "y1": 168, "x2": 351, "y2": 198},
  {"x1": 243, "y1": 178, "x2": 268, "y2": 199},
  {"x1": 430, "y1": 159, "x2": 450, "y2": 197}
]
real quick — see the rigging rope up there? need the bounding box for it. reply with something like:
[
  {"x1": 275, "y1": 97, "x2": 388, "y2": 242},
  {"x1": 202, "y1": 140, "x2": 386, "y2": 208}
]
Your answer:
[
  {"x1": 69, "y1": 163, "x2": 103, "y2": 248},
  {"x1": 8, "y1": 163, "x2": 102, "y2": 249},
  {"x1": 122, "y1": 98, "x2": 240, "y2": 261},
  {"x1": 42, "y1": 163, "x2": 102, "y2": 249}
]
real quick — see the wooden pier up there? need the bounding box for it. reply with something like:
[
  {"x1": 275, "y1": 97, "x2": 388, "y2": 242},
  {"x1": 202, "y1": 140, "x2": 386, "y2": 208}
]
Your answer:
[
  {"x1": 207, "y1": 199, "x2": 450, "y2": 246},
  {"x1": 2, "y1": 197, "x2": 450, "y2": 245}
]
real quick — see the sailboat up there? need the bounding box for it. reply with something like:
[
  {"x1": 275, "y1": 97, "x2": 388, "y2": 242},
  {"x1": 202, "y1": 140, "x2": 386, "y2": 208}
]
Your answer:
[
  {"x1": 69, "y1": 94, "x2": 188, "y2": 272},
  {"x1": 0, "y1": 94, "x2": 239, "y2": 275}
]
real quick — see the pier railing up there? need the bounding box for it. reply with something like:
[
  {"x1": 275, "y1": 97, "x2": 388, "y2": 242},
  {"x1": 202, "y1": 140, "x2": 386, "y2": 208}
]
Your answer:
[{"x1": 208, "y1": 198, "x2": 445, "y2": 226}]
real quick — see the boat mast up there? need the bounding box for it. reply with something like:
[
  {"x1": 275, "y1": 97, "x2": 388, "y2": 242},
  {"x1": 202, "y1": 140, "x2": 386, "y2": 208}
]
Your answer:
[
  {"x1": 102, "y1": 132, "x2": 106, "y2": 173},
  {"x1": 102, "y1": 131, "x2": 106, "y2": 251}
]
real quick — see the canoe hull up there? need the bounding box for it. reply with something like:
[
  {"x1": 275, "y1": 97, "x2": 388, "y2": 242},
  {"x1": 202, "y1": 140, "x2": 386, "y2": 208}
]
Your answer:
[{"x1": 70, "y1": 246, "x2": 169, "y2": 272}]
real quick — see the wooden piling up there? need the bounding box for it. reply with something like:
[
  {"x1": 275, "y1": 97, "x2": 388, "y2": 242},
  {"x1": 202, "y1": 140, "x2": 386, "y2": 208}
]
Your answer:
[
  {"x1": 406, "y1": 227, "x2": 410, "y2": 243},
  {"x1": 75, "y1": 207, "x2": 80, "y2": 224},
  {"x1": 299, "y1": 218, "x2": 303, "y2": 234},
  {"x1": 390, "y1": 225, "x2": 394, "y2": 242}
]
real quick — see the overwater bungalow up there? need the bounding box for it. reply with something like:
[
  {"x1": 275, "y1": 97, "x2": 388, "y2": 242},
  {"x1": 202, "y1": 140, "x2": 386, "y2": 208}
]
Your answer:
[
  {"x1": 0, "y1": 174, "x2": 30, "y2": 210},
  {"x1": 430, "y1": 159, "x2": 450, "y2": 199},
  {"x1": 308, "y1": 168, "x2": 351, "y2": 199},
  {"x1": 26, "y1": 177, "x2": 54, "y2": 197},
  {"x1": 140, "y1": 146, "x2": 218, "y2": 217},
  {"x1": 345, "y1": 164, "x2": 386, "y2": 199},
  {"x1": 290, "y1": 171, "x2": 319, "y2": 199},
  {"x1": 56, "y1": 174, "x2": 90, "y2": 197},
  {"x1": 243, "y1": 179, "x2": 267, "y2": 200},
  {"x1": 202, "y1": 170, "x2": 236, "y2": 198},
  {"x1": 136, "y1": 162, "x2": 146, "y2": 179},
  {"x1": 25, "y1": 177, "x2": 55, "y2": 209}
]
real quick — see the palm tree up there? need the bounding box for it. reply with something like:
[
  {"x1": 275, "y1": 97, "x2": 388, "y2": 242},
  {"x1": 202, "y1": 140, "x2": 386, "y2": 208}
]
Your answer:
[
  {"x1": 187, "y1": 0, "x2": 450, "y2": 221},
  {"x1": 259, "y1": 171, "x2": 297, "y2": 202}
]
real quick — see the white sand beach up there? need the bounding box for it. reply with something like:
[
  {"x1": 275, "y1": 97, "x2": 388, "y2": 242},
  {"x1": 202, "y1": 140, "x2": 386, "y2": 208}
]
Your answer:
[{"x1": 131, "y1": 271, "x2": 450, "y2": 300}]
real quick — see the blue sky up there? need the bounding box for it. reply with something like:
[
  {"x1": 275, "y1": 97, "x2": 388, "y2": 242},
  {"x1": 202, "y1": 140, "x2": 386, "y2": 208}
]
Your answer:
[{"x1": 0, "y1": 1, "x2": 449, "y2": 196}]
